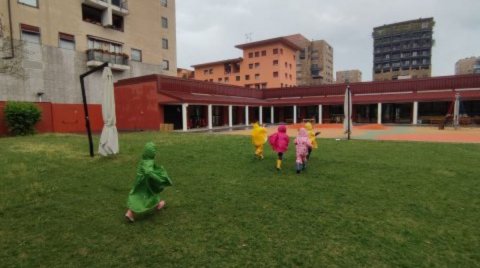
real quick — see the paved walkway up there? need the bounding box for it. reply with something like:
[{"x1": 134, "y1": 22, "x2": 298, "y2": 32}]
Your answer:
[{"x1": 223, "y1": 124, "x2": 480, "y2": 143}]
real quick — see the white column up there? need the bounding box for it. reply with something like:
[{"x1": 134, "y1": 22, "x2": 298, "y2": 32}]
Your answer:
[
  {"x1": 318, "y1": 104, "x2": 323, "y2": 124},
  {"x1": 377, "y1": 103, "x2": 382, "y2": 124},
  {"x1": 245, "y1": 105, "x2": 249, "y2": 126},
  {"x1": 182, "y1": 103, "x2": 188, "y2": 131},
  {"x1": 270, "y1": 106, "x2": 274, "y2": 124},
  {"x1": 207, "y1": 104, "x2": 213, "y2": 129},
  {"x1": 293, "y1": 105, "x2": 297, "y2": 124},
  {"x1": 228, "y1": 105, "x2": 233, "y2": 127},
  {"x1": 259, "y1": 106, "x2": 263, "y2": 124},
  {"x1": 413, "y1": 101, "x2": 418, "y2": 125}
]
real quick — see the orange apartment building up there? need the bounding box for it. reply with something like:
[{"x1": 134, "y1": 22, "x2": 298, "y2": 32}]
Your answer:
[{"x1": 192, "y1": 37, "x2": 302, "y2": 89}]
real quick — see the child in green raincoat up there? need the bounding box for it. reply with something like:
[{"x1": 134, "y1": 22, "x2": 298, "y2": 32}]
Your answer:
[{"x1": 125, "y1": 142, "x2": 173, "y2": 222}]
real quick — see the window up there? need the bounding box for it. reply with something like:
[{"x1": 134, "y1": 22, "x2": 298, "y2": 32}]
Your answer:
[
  {"x1": 162, "y1": 38, "x2": 168, "y2": 49},
  {"x1": 289, "y1": 64, "x2": 292, "y2": 70},
  {"x1": 261, "y1": 83, "x2": 267, "y2": 89},
  {"x1": 160, "y1": 0, "x2": 168, "y2": 7},
  {"x1": 285, "y1": 62, "x2": 288, "y2": 68},
  {"x1": 58, "y1": 32, "x2": 75, "y2": 50},
  {"x1": 248, "y1": 52, "x2": 253, "y2": 58},
  {"x1": 254, "y1": 62, "x2": 260, "y2": 68},
  {"x1": 161, "y1": 17, "x2": 168, "y2": 28},
  {"x1": 273, "y1": 72, "x2": 279, "y2": 78},
  {"x1": 261, "y1": 50, "x2": 266, "y2": 56},
  {"x1": 209, "y1": 69, "x2": 213, "y2": 74},
  {"x1": 218, "y1": 78, "x2": 223, "y2": 82},
  {"x1": 289, "y1": 74, "x2": 292, "y2": 80},
  {"x1": 280, "y1": 48, "x2": 283, "y2": 54},
  {"x1": 236, "y1": 76, "x2": 240, "y2": 81},
  {"x1": 112, "y1": 14, "x2": 124, "y2": 31},
  {"x1": 255, "y1": 74, "x2": 260, "y2": 80},
  {"x1": 245, "y1": 75, "x2": 250, "y2": 80},
  {"x1": 20, "y1": 24, "x2": 40, "y2": 44},
  {"x1": 248, "y1": 63, "x2": 253, "y2": 69},
  {"x1": 209, "y1": 79, "x2": 213, "y2": 82},
  {"x1": 225, "y1": 77, "x2": 229, "y2": 83},
  {"x1": 273, "y1": 60, "x2": 278, "y2": 66},
  {"x1": 253, "y1": 51, "x2": 259, "y2": 57},
  {"x1": 203, "y1": 69, "x2": 208, "y2": 75},
  {"x1": 82, "y1": 4, "x2": 103, "y2": 25},
  {"x1": 18, "y1": 0, "x2": 38, "y2": 7},
  {"x1": 273, "y1": 48, "x2": 278, "y2": 55},
  {"x1": 131, "y1": 48, "x2": 142, "y2": 62},
  {"x1": 88, "y1": 37, "x2": 122, "y2": 53},
  {"x1": 162, "y1": 60, "x2": 169, "y2": 70}
]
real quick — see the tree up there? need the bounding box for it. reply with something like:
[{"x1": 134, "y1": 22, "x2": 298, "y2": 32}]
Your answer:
[{"x1": 0, "y1": 13, "x2": 26, "y2": 78}]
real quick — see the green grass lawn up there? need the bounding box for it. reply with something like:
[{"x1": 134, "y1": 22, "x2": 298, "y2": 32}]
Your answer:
[{"x1": 0, "y1": 132, "x2": 479, "y2": 267}]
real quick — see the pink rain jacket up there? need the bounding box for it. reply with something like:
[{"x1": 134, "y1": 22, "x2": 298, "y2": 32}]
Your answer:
[
  {"x1": 268, "y1": 125, "x2": 289, "y2": 153},
  {"x1": 294, "y1": 128, "x2": 312, "y2": 163}
]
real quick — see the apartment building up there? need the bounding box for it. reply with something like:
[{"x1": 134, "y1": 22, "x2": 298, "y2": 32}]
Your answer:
[
  {"x1": 192, "y1": 36, "x2": 300, "y2": 89},
  {"x1": 373, "y1": 18, "x2": 434, "y2": 81},
  {"x1": 0, "y1": 0, "x2": 176, "y2": 104},
  {"x1": 336, "y1": 70, "x2": 362, "y2": 83},
  {"x1": 455, "y1": 57, "x2": 480, "y2": 75},
  {"x1": 285, "y1": 35, "x2": 334, "y2": 85}
]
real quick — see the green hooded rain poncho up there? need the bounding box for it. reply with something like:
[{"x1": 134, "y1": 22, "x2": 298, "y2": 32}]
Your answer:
[{"x1": 127, "y1": 142, "x2": 173, "y2": 214}]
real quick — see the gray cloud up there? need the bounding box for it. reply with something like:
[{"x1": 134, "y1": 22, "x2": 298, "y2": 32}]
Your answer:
[{"x1": 177, "y1": 0, "x2": 480, "y2": 81}]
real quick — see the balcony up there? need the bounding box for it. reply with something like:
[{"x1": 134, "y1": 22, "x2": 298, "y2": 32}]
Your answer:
[
  {"x1": 111, "y1": 0, "x2": 129, "y2": 16},
  {"x1": 83, "y1": 0, "x2": 109, "y2": 10},
  {"x1": 86, "y1": 49, "x2": 130, "y2": 71}
]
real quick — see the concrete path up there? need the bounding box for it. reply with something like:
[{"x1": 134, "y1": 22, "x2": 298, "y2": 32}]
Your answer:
[{"x1": 222, "y1": 124, "x2": 480, "y2": 143}]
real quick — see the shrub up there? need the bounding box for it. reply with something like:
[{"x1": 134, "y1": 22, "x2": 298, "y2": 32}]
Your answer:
[{"x1": 4, "y1": 101, "x2": 42, "y2": 136}]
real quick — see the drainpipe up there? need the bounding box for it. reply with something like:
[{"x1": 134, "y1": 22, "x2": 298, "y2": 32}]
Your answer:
[{"x1": 3, "y1": 0, "x2": 15, "y2": 59}]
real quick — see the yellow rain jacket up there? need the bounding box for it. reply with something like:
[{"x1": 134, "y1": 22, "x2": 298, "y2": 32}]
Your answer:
[
  {"x1": 251, "y1": 123, "x2": 267, "y2": 146},
  {"x1": 305, "y1": 122, "x2": 318, "y2": 149}
]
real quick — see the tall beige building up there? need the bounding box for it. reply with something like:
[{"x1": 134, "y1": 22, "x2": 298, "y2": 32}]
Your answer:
[
  {"x1": 285, "y1": 34, "x2": 334, "y2": 85},
  {"x1": 455, "y1": 57, "x2": 480, "y2": 75},
  {"x1": 0, "y1": 0, "x2": 176, "y2": 104},
  {"x1": 336, "y1": 70, "x2": 362, "y2": 83}
]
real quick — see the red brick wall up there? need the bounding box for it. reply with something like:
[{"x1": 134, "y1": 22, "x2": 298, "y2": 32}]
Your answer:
[
  {"x1": 115, "y1": 81, "x2": 161, "y2": 131},
  {"x1": 0, "y1": 101, "x2": 102, "y2": 136}
]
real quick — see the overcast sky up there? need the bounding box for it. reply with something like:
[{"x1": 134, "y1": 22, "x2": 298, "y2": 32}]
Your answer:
[{"x1": 176, "y1": 0, "x2": 480, "y2": 82}]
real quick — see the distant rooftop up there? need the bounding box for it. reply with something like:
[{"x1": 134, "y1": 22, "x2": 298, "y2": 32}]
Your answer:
[
  {"x1": 235, "y1": 36, "x2": 303, "y2": 51},
  {"x1": 191, "y1": 57, "x2": 243, "y2": 68}
]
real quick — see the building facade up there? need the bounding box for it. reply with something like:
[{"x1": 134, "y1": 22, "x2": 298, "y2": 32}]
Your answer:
[
  {"x1": 455, "y1": 57, "x2": 480, "y2": 75},
  {"x1": 0, "y1": 0, "x2": 176, "y2": 104},
  {"x1": 192, "y1": 36, "x2": 300, "y2": 89},
  {"x1": 285, "y1": 35, "x2": 334, "y2": 85},
  {"x1": 336, "y1": 70, "x2": 362, "y2": 83},
  {"x1": 373, "y1": 18, "x2": 434, "y2": 81},
  {"x1": 110, "y1": 74, "x2": 480, "y2": 132}
]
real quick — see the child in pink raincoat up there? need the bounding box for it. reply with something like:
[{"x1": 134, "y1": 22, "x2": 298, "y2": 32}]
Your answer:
[
  {"x1": 268, "y1": 125, "x2": 289, "y2": 170},
  {"x1": 294, "y1": 128, "x2": 312, "y2": 174}
]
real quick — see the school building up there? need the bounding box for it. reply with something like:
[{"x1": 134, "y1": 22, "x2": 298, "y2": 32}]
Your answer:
[{"x1": 114, "y1": 73, "x2": 480, "y2": 131}]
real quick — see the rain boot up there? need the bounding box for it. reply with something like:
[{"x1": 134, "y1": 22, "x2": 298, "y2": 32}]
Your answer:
[
  {"x1": 276, "y1": 159, "x2": 282, "y2": 170},
  {"x1": 296, "y1": 163, "x2": 302, "y2": 174}
]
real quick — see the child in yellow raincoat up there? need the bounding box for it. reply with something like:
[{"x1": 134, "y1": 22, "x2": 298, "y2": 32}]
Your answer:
[
  {"x1": 251, "y1": 122, "x2": 267, "y2": 159},
  {"x1": 305, "y1": 122, "x2": 320, "y2": 159}
]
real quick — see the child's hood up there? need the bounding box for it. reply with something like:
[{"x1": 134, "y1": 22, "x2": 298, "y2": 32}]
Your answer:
[
  {"x1": 298, "y1": 128, "x2": 308, "y2": 138},
  {"x1": 278, "y1": 125, "x2": 287, "y2": 133},
  {"x1": 142, "y1": 142, "x2": 157, "y2": 160}
]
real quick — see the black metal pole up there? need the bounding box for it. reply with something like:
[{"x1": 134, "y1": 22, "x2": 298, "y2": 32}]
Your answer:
[{"x1": 79, "y1": 62, "x2": 109, "y2": 157}]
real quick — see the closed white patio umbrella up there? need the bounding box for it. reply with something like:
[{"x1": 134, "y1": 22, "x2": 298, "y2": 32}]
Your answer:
[
  {"x1": 343, "y1": 86, "x2": 353, "y2": 139},
  {"x1": 98, "y1": 67, "x2": 119, "y2": 156},
  {"x1": 453, "y1": 93, "x2": 460, "y2": 129}
]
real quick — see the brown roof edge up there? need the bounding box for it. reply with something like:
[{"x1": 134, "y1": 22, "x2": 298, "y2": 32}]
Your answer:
[
  {"x1": 235, "y1": 36, "x2": 303, "y2": 51},
  {"x1": 191, "y1": 57, "x2": 243, "y2": 68},
  {"x1": 114, "y1": 74, "x2": 158, "y2": 87}
]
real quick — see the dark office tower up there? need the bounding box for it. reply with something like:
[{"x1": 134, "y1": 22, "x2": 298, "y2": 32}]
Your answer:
[{"x1": 372, "y1": 18, "x2": 434, "y2": 81}]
